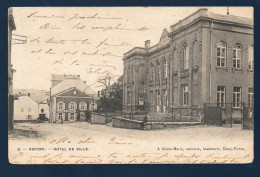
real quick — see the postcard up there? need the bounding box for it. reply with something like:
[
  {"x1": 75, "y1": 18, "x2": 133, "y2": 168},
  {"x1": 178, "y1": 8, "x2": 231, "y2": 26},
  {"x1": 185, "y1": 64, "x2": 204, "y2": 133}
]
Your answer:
[{"x1": 8, "y1": 7, "x2": 254, "y2": 164}]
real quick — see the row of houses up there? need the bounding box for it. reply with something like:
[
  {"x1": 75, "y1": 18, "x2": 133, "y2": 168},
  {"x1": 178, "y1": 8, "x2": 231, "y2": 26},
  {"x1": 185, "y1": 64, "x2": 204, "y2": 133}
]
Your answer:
[
  {"x1": 122, "y1": 8, "x2": 254, "y2": 121},
  {"x1": 13, "y1": 74, "x2": 98, "y2": 123}
]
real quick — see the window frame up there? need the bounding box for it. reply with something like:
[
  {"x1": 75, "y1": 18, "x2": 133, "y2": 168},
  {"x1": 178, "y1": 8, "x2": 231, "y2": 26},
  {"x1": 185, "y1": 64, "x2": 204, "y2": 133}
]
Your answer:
[
  {"x1": 248, "y1": 45, "x2": 254, "y2": 70},
  {"x1": 58, "y1": 113, "x2": 63, "y2": 120},
  {"x1": 233, "y1": 43, "x2": 242, "y2": 69},
  {"x1": 182, "y1": 85, "x2": 189, "y2": 106},
  {"x1": 248, "y1": 87, "x2": 254, "y2": 107},
  {"x1": 70, "y1": 113, "x2": 75, "y2": 120},
  {"x1": 183, "y1": 45, "x2": 189, "y2": 70},
  {"x1": 58, "y1": 102, "x2": 63, "y2": 110},
  {"x1": 217, "y1": 41, "x2": 227, "y2": 67},
  {"x1": 70, "y1": 102, "x2": 75, "y2": 110},
  {"x1": 233, "y1": 87, "x2": 242, "y2": 108},
  {"x1": 163, "y1": 60, "x2": 168, "y2": 78},
  {"x1": 151, "y1": 66, "x2": 155, "y2": 81},
  {"x1": 217, "y1": 85, "x2": 226, "y2": 108},
  {"x1": 80, "y1": 102, "x2": 85, "y2": 110}
]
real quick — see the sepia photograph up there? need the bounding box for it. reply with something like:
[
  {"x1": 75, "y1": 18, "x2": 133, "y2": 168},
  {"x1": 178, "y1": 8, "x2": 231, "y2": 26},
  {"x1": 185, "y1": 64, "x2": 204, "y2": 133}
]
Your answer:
[{"x1": 8, "y1": 7, "x2": 254, "y2": 164}]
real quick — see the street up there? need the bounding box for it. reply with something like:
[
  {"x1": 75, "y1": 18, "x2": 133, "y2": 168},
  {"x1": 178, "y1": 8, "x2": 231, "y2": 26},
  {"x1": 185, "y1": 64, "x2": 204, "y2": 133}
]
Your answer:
[{"x1": 9, "y1": 122, "x2": 254, "y2": 164}]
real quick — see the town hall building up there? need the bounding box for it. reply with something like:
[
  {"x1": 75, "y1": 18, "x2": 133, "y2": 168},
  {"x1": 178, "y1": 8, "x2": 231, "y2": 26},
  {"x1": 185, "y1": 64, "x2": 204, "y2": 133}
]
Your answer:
[{"x1": 122, "y1": 8, "x2": 254, "y2": 121}]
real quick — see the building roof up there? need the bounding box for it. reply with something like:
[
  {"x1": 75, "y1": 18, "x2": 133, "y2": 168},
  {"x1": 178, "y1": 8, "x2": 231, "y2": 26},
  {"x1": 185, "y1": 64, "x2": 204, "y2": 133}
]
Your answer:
[
  {"x1": 170, "y1": 8, "x2": 253, "y2": 33},
  {"x1": 15, "y1": 95, "x2": 38, "y2": 106},
  {"x1": 51, "y1": 78, "x2": 96, "y2": 98},
  {"x1": 51, "y1": 74, "x2": 80, "y2": 81},
  {"x1": 13, "y1": 89, "x2": 49, "y2": 104}
]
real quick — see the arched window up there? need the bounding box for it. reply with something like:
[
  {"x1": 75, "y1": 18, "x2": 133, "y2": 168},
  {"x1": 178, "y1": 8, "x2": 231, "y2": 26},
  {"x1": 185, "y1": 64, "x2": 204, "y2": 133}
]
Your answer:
[
  {"x1": 151, "y1": 66, "x2": 155, "y2": 81},
  {"x1": 183, "y1": 45, "x2": 189, "y2": 69},
  {"x1": 248, "y1": 45, "x2": 254, "y2": 69},
  {"x1": 217, "y1": 41, "x2": 226, "y2": 67},
  {"x1": 163, "y1": 60, "x2": 168, "y2": 78},
  {"x1": 233, "y1": 43, "x2": 242, "y2": 68}
]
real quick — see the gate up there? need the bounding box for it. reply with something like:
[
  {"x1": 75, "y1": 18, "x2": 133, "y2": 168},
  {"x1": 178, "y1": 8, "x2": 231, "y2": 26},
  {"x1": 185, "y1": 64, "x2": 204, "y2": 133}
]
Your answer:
[
  {"x1": 203, "y1": 104, "x2": 222, "y2": 126},
  {"x1": 8, "y1": 95, "x2": 14, "y2": 130},
  {"x1": 242, "y1": 103, "x2": 254, "y2": 130}
]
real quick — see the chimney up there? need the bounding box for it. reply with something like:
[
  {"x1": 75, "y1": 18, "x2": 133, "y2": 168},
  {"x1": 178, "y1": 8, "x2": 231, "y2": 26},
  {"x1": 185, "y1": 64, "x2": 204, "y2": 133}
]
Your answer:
[
  {"x1": 145, "y1": 40, "x2": 150, "y2": 48},
  {"x1": 28, "y1": 93, "x2": 30, "y2": 97},
  {"x1": 83, "y1": 81, "x2": 86, "y2": 84},
  {"x1": 77, "y1": 75, "x2": 80, "y2": 78}
]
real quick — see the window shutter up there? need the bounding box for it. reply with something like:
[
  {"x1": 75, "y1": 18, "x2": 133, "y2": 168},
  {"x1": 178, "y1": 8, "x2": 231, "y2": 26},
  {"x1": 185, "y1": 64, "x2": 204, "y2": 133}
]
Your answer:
[{"x1": 63, "y1": 102, "x2": 65, "y2": 110}]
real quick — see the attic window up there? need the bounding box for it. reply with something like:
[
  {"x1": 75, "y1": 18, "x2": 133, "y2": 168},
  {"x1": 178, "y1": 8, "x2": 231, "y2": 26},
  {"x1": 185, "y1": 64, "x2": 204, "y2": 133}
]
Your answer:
[{"x1": 73, "y1": 91, "x2": 76, "y2": 95}]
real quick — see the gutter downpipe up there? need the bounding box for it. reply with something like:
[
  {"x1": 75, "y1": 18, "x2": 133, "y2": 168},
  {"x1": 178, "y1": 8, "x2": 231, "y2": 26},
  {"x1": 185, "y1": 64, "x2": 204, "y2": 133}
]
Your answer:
[{"x1": 209, "y1": 19, "x2": 214, "y2": 105}]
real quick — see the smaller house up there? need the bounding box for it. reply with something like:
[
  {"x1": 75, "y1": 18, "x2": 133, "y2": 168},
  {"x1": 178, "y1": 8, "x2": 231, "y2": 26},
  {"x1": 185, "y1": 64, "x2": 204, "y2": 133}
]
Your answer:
[
  {"x1": 14, "y1": 95, "x2": 38, "y2": 122},
  {"x1": 39, "y1": 99, "x2": 50, "y2": 120},
  {"x1": 49, "y1": 74, "x2": 98, "y2": 123}
]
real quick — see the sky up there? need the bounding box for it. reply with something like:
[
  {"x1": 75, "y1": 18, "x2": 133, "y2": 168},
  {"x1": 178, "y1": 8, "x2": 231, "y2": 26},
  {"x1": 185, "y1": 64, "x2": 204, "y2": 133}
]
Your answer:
[{"x1": 11, "y1": 7, "x2": 253, "y2": 92}]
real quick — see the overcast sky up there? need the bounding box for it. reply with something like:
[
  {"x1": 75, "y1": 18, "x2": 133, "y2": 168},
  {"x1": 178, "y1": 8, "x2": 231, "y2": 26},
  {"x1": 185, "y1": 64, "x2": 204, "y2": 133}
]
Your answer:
[{"x1": 11, "y1": 7, "x2": 253, "y2": 92}]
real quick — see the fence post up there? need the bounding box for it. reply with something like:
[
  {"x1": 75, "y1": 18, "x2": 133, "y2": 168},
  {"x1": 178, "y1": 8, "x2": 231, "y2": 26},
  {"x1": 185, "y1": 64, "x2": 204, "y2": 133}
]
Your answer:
[
  {"x1": 231, "y1": 104, "x2": 233, "y2": 128},
  {"x1": 242, "y1": 102, "x2": 245, "y2": 129}
]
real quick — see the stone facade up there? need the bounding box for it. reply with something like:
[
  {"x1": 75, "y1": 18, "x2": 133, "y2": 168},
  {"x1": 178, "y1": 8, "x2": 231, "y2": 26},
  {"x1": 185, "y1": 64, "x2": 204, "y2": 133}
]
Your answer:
[{"x1": 122, "y1": 8, "x2": 254, "y2": 120}]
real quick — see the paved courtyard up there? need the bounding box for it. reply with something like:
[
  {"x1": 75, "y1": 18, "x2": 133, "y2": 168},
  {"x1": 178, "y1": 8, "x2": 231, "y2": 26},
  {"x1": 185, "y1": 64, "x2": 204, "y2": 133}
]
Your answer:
[
  {"x1": 10, "y1": 122, "x2": 252, "y2": 143},
  {"x1": 9, "y1": 122, "x2": 254, "y2": 164}
]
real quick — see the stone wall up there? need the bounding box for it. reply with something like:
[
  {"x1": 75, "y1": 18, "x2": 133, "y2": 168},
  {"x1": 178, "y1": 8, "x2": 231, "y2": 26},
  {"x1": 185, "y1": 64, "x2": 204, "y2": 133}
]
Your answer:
[
  {"x1": 112, "y1": 117, "x2": 144, "y2": 129},
  {"x1": 90, "y1": 112, "x2": 108, "y2": 125}
]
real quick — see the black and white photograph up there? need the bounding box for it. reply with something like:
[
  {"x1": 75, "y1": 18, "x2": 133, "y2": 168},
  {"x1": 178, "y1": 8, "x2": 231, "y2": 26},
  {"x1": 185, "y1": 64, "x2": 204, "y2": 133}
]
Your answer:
[{"x1": 8, "y1": 7, "x2": 254, "y2": 164}]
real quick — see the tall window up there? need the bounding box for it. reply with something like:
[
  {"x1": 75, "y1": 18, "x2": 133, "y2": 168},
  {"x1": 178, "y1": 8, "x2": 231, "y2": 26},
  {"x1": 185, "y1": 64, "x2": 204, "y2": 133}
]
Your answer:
[
  {"x1": 27, "y1": 115, "x2": 32, "y2": 120},
  {"x1": 217, "y1": 86, "x2": 226, "y2": 107},
  {"x1": 149, "y1": 91, "x2": 153, "y2": 105},
  {"x1": 183, "y1": 45, "x2": 189, "y2": 69},
  {"x1": 58, "y1": 102, "x2": 63, "y2": 110},
  {"x1": 217, "y1": 41, "x2": 226, "y2": 67},
  {"x1": 70, "y1": 113, "x2": 75, "y2": 120},
  {"x1": 248, "y1": 88, "x2": 254, "y2": 107},
  {"x1": 163, "y1": 60, "x2": 168, "y2": 78},
  {"x1": 70, "y1": 102, "x2": 75, "y2": 110},
  {"x1": 157, "y1": 90, "x2": 161, "y2": 106},
  {"x1": 157, "y1": 65, "x2": 161, "y2": 81},
  {"x1": 163, "y1": 90, "x2": 168, "y2": 106},
  {"x1": 233, "y1": 87, "x2": 242, "y2": 108},
  {"x1": 151, "y1": 66, "x2": 155, "y2": 81},
  {"x1": 21, "y1": 107, "x2": 24, "y2": 112},
  {"x1": 127, "y1": 91, "x2": 131, "y2": 104},
  {"x1": 182, "y1": 85, "x2": 189, "y2": 105},
  {"x1": 233, "y1": 43, "x2": 242, "y2": 68},
  {"x1": 248, "y1": 45, "x2": 254, "y2": 69},
  {"x1": 58, "y1": 113, "x2": 63, "y2": 120}
]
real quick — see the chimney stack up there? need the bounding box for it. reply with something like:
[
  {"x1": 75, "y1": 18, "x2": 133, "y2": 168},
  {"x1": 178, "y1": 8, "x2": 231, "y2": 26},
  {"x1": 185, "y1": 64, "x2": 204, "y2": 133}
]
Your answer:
[
  {"x1": 77, "y1": 75, "x2": 80, "y2": 78},
  {"x1": 83, "y1": 81, "x2": 86, "y2": 84},
  {"x1": 145, "y1": 40, "x2": 150, "y2": 48},
  {"x1": 28, "y1": 93, "x2": 30, "y2": 97}
]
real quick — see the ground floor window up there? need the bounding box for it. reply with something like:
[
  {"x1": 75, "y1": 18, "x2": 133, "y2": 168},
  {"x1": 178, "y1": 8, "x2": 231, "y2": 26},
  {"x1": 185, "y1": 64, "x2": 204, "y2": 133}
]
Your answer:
[
  {"x1": 70, "y1": 113, "x2": 75, "y2": 120},
  {"x1": 149, "y1": 91, "x2": 153, "y2": 106},
  {"x1": 233, "y1": 87, "x2": 242, "y2": 108},
  {"x1": 217, "y1": 86, "x2": 226, "y2": 107},
  {"x1": 156, "y1": 90, "x2": 161, "y2": 106},
  {"x1": 248, "y1": 88, "x2": 254, "y2": 107},
  {"x1": 182, "y1": 85, "x2": 189, "y2": 105},
  {"x1": 26, "y1": 115, "x2": 32, "y2": 120},
  {"x1": 58, "y1": 113, "x2": 63, "y2": 120}
]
